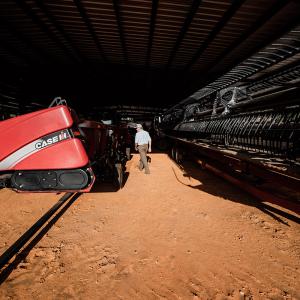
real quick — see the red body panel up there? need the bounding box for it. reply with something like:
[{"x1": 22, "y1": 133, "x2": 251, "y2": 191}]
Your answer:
[
  {"x1": 0, "y1": 105, "x2": 73, "y2": 161},
  {"x1": 13, "y1": 139, "x2": 89, "y2": 170}
]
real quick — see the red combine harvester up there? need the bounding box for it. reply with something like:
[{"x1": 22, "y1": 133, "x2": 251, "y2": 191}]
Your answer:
[{"x1": 0, "y1": 103, "x2": 130, "y2": 192}]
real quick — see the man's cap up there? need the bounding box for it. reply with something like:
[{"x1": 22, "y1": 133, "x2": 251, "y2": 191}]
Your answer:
[{"x1": 136, "y1": 124, "x2": 143, "y2": 129}]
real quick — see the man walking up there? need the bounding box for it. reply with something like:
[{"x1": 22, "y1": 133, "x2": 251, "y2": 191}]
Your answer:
[{"x1": 135, "y1": 124, "x2": 151, "y2": 174}]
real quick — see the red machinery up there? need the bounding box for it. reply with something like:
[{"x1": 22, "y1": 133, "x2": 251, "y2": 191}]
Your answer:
[{"x1": 0, "y1": 104, "x2": 129, "y2": 192}]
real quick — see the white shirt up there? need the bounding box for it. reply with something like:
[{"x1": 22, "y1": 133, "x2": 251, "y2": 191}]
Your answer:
[{"x1": 135, "y1": 130, "x2": 151, "y2": 145}]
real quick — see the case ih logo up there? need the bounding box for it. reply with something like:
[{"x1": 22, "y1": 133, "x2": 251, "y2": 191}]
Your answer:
[{"x1": 35, "y1": 130, "x2": 70, "y2": 149}]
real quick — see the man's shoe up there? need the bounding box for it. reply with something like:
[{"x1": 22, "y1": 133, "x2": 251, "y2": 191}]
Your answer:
[{"x1": 145, "y1": 171, "x2": 150, "y2": 174}]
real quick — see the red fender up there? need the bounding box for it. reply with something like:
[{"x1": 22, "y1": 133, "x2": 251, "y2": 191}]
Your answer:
[
  {"x1": 13, "y1": 139, "x2": 89, "y2": 170},
  {"x1": 0, "y1": 105, "x2": 73, "y2": 161}
]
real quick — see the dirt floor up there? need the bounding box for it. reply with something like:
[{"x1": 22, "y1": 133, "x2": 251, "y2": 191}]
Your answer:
[{"x1": 0, "y1": 153, "x2": 299, "y2": 300}]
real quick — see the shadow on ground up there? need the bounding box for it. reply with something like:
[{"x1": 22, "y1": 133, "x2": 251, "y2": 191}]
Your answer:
[
  {"x1": 172, "y1": 158, "x2": 299, "y2": 225},
  {"x1": 90, "y1": 171, "x2": 130, "y2": 193},
  {"x1": 0, "y1": 193, "x2": 81, "y2": 285}
]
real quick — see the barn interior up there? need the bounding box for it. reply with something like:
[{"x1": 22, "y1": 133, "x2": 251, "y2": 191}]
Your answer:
[
  {"x1": 0, "y1": 1, "x2": 300, "y2": 298},
  {"x1": 0, "y1": 0, "x2": 299, "y2": 119}
]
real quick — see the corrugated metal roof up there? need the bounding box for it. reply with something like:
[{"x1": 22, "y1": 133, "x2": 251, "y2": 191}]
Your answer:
[{"x1": 0, "y1": 0, "x2": 299, "y2": 109}]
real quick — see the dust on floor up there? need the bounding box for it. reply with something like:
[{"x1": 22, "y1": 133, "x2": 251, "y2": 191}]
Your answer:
[{"x1": 0, "y1": 154, "x2": 299, "y2": 300}]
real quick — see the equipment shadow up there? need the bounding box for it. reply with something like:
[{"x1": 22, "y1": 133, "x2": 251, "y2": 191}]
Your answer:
[
  {"x1": 171, "y1": 158, "x2": 299, "y2": 225},
  {"x1": 90, "y1": 171, "x2": 130, "y2": 193},
  {"x1": 0, "y1": 193, "x2": 81, "y2": 285}
]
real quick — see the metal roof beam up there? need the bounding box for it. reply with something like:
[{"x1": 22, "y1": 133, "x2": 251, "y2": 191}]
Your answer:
[
  {"x1": 146, "y1": 0, "x2": 159, "y2": 68},
  {"x1": 184, "y1": 0, "x2": 246, "y2": 71},
  {"x1": 112, "y1": 0, "x2": 128, "y2": 64},
  {"x1": 205, "y1": 0, "x2": 294, "y2": 75},
  {"x1": 34, "y1": 0, "x2": 84, "y2": 64},
  {"x1": 166, "y1": 0, "x2": 202, "y2": 70},
  {"x1": 15, "y1": 0, "x2": 78, "y2": 64},
  {"x1": 0, "y1": 17, "x2": 55, "y2": 64},
  {"x1": 0, "y1": 43, "x2": 31, "y2": 66},
  {"x1": 73, "y1": 0, "x2": 108, "y2": 63}
]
